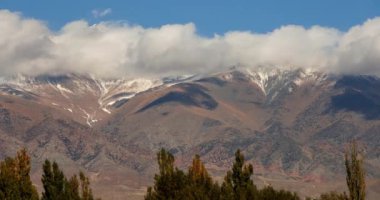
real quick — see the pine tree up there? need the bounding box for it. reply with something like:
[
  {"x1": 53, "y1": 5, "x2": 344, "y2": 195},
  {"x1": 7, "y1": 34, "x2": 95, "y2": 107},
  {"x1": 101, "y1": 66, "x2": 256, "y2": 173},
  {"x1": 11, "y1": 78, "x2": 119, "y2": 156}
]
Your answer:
[
  {"x1": 345, "y1": 141, "x2": 365, "y2": 200},
  {"x1": 221, "y1": 149, "x2": 257, "y2": 200}
]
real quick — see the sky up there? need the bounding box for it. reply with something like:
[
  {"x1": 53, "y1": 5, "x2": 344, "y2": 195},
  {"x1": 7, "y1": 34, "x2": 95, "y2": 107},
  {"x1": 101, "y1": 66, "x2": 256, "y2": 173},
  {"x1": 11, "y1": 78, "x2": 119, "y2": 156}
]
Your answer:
[
  {"x1": 1, "y1": 0, "x2": 379, "y2": 36},
  {"x1": 0, "y1": 1, "x2": 380, "y2": 78}
]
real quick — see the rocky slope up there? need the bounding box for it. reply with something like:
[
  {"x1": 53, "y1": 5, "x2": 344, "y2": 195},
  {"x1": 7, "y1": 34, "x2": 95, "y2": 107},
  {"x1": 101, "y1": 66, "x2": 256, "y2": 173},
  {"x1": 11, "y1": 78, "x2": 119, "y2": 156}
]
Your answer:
[{"x1": 0, "y1": 68, "x2": 379, "y2": 199}]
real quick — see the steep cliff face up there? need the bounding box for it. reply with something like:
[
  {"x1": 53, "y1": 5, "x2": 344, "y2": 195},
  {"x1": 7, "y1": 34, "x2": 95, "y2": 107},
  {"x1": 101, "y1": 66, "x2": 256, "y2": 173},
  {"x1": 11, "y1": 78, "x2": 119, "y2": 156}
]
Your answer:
[{"x1": 0, "y1": 68, "x2": 379, "y2": 199}]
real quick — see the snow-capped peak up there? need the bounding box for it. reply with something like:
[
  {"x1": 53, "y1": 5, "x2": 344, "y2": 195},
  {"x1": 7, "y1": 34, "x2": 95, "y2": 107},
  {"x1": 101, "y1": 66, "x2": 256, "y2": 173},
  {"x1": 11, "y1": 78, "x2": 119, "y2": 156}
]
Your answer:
[
  {"x1": 217, "y1": 67, "x2": 328, "y2": 98},
  {"x1": 0, "y1": 73, "x2": 198, "y2": 126},
  {"x1": 0, "y1": 69, "x2": 329, "y2": 126}
]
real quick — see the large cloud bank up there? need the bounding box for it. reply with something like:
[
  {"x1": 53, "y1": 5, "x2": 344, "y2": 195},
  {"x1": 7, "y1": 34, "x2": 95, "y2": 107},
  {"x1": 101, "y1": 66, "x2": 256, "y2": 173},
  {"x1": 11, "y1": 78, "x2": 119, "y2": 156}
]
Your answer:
[{"x1": 1, "y1": 9, "x2": 380, "y2": 78}]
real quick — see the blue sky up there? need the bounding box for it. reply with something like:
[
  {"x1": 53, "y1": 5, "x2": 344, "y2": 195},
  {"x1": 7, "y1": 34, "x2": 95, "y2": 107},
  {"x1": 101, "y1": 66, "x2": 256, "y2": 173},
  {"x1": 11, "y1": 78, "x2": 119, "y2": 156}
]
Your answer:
[
  {"x1": 0, "y1": 0, "x2": 379, "y2": 77},
  {"x1": 1, "y1": 0, "x2": 379, "y2": 36}
]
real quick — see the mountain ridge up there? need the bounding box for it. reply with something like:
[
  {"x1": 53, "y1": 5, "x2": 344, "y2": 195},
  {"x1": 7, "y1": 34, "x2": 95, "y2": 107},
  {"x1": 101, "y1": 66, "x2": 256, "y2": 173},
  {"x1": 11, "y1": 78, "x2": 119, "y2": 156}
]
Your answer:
[{"x1": 0, "y1": 68, "x2": 379, "y2": 199}]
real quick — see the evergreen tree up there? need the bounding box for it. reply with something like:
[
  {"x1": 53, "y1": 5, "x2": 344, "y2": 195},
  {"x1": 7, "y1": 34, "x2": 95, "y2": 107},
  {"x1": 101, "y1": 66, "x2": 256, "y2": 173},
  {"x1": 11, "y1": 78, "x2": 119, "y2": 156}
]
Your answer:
[
  {"x1": 345, "y1": 141, "x2": 365, "y2": 200},
  {"x1": 221, "y1": 149, "x2": 257, "y2": 200}
]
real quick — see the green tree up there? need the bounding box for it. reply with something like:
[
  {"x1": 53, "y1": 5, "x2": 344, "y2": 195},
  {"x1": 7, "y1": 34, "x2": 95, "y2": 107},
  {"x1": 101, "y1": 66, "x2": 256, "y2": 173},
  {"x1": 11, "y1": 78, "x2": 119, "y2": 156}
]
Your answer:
[
  {"x1": 0, "y1": 148, "x2": 39, "y2": 200},
  {"x1": 259, "y1": 186, "x2": 300, "y2": 200},
  {"x1": 145, "y1": 148, "x2": 186, "y2": 200},
  {"x1": 79, "y1": 171, "x2": 95, "y2": 200},
  {"x1": 41, "y1": 160, "x2": 100, "y2": 200},
  {"x1": 220, "y1": 173, "x2": 234, "y2": 200},
  {"x1": 318, "y1": 191, "x2": 349, "y2": 200},
  {"x1": 221, "y1": 149, "x2": 257, "y2": 200},
  {"x1": 184, "y1": 154, "x2": 220, "y2": 200},
  {"x1": 143, "y1": 149, "x2": 306, "y2": 200},
  {"x1": 66, "y1": 174, "x2": 81, "y2": 200},
  {"x1": 15, "y1": 149, "x2": 39, "y2": 200},
  {"x1": 345, "y1": 141, "x2": 365, "y2": 200},
  {"x1": 41, "y1": 160, "x2": 67, "y2": 200}
]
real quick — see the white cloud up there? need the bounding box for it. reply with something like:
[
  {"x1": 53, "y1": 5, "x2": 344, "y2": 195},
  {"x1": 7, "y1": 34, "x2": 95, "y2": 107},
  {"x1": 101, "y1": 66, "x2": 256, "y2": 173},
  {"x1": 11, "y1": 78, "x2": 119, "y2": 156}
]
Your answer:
[
  {"x1": 0, "y1": 9, "x2": 380, "y2": 78},
  {"x1": 92, "y1": 8, "x2": 112, "y2": 18}
]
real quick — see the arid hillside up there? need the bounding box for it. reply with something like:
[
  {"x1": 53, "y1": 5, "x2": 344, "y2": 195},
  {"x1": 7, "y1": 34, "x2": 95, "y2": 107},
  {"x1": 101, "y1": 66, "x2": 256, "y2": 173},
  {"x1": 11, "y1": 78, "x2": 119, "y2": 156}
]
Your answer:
[{"x1": 0, "y1": 68, "x2": 379, "y2": 199}]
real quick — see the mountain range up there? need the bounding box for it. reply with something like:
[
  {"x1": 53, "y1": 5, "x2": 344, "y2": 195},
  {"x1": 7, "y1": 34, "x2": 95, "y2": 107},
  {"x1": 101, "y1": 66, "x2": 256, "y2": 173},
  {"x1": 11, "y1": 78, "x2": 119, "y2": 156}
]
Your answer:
[{"x1": 0, "y1": 67, "x2": 379, "y2": 199}]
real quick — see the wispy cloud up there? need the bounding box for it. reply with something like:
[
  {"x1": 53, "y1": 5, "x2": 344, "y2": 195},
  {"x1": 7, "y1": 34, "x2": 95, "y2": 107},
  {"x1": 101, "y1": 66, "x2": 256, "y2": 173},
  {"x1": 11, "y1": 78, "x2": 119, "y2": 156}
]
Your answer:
[
  {"x1": 92, "y1": 8, "x2": 112, "y2": 18},
  {"x1": 0, "y1": 9, "x2": 380, "y2": 78}
]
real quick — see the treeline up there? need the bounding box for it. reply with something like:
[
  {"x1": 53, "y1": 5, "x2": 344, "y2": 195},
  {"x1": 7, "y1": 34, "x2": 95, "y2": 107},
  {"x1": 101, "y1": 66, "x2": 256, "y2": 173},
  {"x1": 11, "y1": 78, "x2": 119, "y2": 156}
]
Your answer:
[
  {"x1": 145, "y1": 149, "x2": 299, "y2": 200},
  {"x1": 0, "y1": 149, "x2": 99, "y2": 200},
  {"x1": 0, "y1": 141, "x2": 366, "y2": 200},
  {"x1": 145, "y1": 142, "x2": 366, "y2": 200}
]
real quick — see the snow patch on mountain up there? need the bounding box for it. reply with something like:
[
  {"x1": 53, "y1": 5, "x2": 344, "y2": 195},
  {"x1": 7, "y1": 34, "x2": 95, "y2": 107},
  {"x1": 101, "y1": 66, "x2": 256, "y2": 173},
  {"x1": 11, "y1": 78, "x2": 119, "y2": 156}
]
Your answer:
[
  {"x1": 246, "y1": 68, "x2": 326, "y2": 94},
  {"x1": 0, "y1": 69, "x2": 330, "y2": 126},
  {"x1": 79, "y1": 107, "x2": 98, "y2": 127},
  {"x1": 56, "y1": 84, "x2": 73, "y2": 94},
  {"x1": 102, "y1": 107, "x2": 111, "y2": 114},
  {"x1": 216, "y1": 67, "x2": 329, "y2": 102}
]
